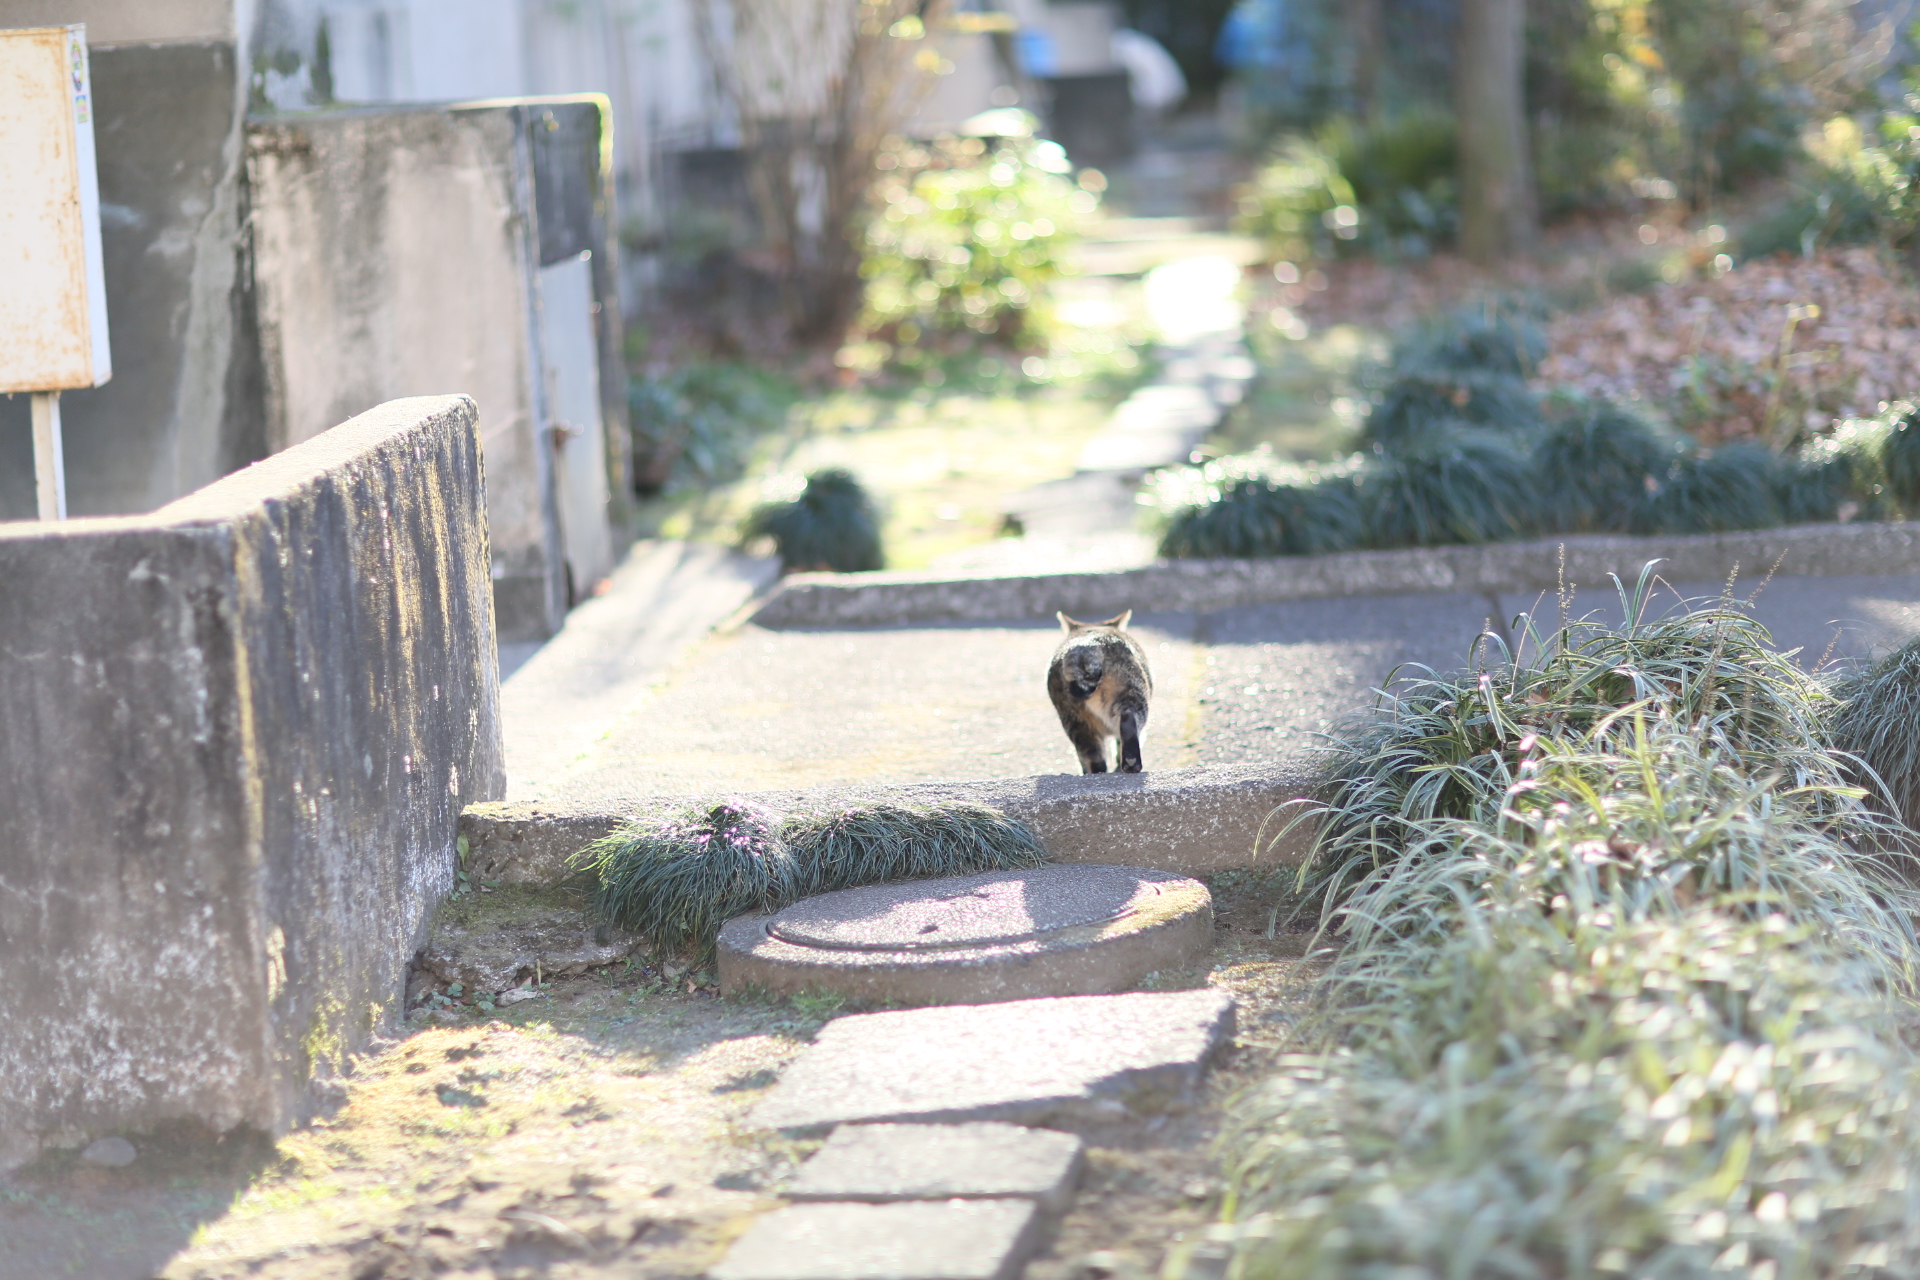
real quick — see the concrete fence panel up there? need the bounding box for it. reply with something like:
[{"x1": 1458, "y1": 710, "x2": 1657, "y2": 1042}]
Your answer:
[{"x1": 0, "y1": 395, "x2": 504, "y2": 1170}]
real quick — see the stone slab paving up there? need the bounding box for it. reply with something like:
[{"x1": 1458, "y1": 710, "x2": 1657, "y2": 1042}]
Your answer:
[
  {"x1": 748, "y1": 989, "x2": 1236, "y2": 1133},
  {"x1": 709, "y1": 1199, "x2": 1044, "y2": 1280},
  {"x1": 717, "y1": 865, "x2": 1214, "y2": 1004},
  {"x1": 785, "y1": 1123, "x2": 1086, "y2": 1214}
]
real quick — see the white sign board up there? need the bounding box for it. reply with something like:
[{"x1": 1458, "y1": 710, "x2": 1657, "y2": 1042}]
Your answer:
[{"x1": 0, "y1": 24, "x2": 111, "y2": 393}]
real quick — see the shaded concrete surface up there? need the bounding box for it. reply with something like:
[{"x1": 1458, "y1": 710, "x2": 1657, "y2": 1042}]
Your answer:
[
  {"x1": 500, "y1": 539, "x2": 779, "y2": 806},
  {"x1": 1196, "y1": 591, "x2": 1505, "y2": 766},
  {"x1": 1498, "y1": 572, "x2": 1920, "y2": 672}
]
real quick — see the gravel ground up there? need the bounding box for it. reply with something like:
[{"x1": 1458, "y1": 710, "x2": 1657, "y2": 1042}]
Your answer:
[{"x1": 1, "y1": 874, "x2": 1323, "y2": 1280}]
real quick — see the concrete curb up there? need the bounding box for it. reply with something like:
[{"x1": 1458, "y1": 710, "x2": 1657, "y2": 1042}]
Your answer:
[
  {"x1": 458, "y1": 761, "x2": 1325, "y2": 886},
  {"x1": 749, "y1": 521, "x2": 1920, "y2": 628}
]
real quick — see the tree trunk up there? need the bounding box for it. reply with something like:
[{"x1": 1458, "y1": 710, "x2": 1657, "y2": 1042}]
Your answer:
[{"x1": 1456, "y1": 0, "x2": 1536, "y2": 262}]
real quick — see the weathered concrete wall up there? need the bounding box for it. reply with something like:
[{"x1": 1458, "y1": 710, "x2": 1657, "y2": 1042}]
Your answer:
[
  {"x1": 0, "y1": 395, "x2": 504, "y2": 1171},
  {"x1": 0, "y1": 29, "x2": 260, "y2": 520},
  {"x1": 246, "y1": 100, "x2": 624, "y2": 641}
]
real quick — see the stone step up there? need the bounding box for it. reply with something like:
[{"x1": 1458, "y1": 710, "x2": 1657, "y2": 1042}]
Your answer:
[
  {"x1": 710, "y1": 1199, "x2": 1045, "y2": 1280},
  {"x1": 785, "y1": 1123, "x2": 1085, "y2": 1214},
  {"x1": 717, "y1": 865, "x2": 1214, "y2": 1006},
  {"x1": 748, "y1": 988, "x2": 1236, "y2": 1134}
]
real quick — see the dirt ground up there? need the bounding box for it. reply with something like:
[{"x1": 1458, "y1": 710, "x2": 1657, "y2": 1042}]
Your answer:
[{"x1": 0, "y1": 873, "x2": 1323, "y2": 1280}]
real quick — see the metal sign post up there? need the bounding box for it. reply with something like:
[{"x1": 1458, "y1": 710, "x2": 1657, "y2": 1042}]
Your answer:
[{"x1": 0, "y1": 24, "x2": 113, "y2": 520}]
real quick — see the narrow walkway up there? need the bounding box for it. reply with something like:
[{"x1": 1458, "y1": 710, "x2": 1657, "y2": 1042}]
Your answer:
[{"x1": 497, "y1": 568, "x2": 1920, "y2": 808}]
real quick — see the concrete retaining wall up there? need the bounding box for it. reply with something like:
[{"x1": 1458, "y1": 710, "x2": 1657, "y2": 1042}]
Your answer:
[
  {"x1": 0, "y1": 396, "x2": 504, "y2": 1170},
  {"x1": 752, "y1": 521, "x2": 1920, "y2": 627},
  {"x1": 458, "y1": 762, "x2": 1323, "y2": 890}
]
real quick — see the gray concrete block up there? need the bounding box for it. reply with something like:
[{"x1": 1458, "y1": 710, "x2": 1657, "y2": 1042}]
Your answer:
[
  {"x1": 748, "y1": 989, "x2": 1236, "y2": 1133},
  {"x1": 460, "y1": 759, "x2": 1321, "y2": 887},
  {"x1": 786, "y1": 1124, "x2": 1085, "y2": 1213},
  {"x1": 0, "y1": 396, "x2": 503, "y2": 1170},
  {"x1": 717, "y1": 866, "x2": 1214, "y2": 1006},
  {"x1": 420, "y1": 888, "x2": 640, "y2": 993},
  {"x1": 748, "y1": 523, "x2": 1920, "y2": 629},
  {"x1": 711, "y1": 1199, "x2": 1044, "y2": 1280}
]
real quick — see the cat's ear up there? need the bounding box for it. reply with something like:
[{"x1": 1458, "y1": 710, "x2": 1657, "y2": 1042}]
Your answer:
[
  {"x1": 1102, "y1": 610, "x2": 1132, "y2": 630},
  {"x1": 1057, "y1": 612, "x2": 1080, "y2": 632}
]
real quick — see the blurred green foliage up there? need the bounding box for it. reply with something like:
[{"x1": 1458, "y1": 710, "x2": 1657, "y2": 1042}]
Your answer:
[
  {"x1": 1146, "y1": 303, "x2": 1920, "y2": 558},
  {"x1": 627, "y1": 362, "x2": 797, "y2": 495},
  {"x1": 859, "y1": 130, "x2": 1092, "y2": 382},
  {"x1": 740, "y1": 467, "x2": 885, "y2": 573}
]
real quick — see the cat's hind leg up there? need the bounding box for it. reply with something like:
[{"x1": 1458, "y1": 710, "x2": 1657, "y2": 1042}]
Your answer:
[
  {"x1": 1118, "y1": 707, "x2": 1145, "y2": 773},
  {"x1": 1065, "y1": 716, "x2": 1109, "y2": 774}
]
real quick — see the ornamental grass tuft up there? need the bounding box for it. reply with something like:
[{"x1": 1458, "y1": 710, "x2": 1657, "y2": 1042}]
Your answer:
[
  {"x1": 1530, "y1": 402, "x2": 1673, "y2": 534},
  {"x1": 1362, "y1": 369, "x2": 1540, "y2": 450},
  {"x1": 579, "y1": 799, "x2": 1047, "y2": 960},
  {"x1": 742, "y1": 467, "x2": 884, "y2": 573},
  {"x1": 1830, "y1": 635, "x2": 1920, "y2": 832},
  {"x1": 1361, "y1": 430, "x2": 1540, "y2": 546},
  {"x1": 1148, "y1": 454, "x2": 1368, "y2": 559},
  {"x1": 1634, "y1": 441, "x2": 1785, "y2": 534},
  {"x1": 1206, "y1": 580, "x2": 1920, "y2": 1280}
]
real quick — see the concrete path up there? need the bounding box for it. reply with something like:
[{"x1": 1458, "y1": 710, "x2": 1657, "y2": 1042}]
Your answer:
[
  {"x1": 496, "y1": 571, "x2": 1920, "y2": 809},
  {"x1": 499, "y1": 539, "x2": 778, "y2": 805}
]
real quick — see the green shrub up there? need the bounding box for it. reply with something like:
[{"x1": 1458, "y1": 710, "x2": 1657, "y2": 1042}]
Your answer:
[
  {"x1": 1361, "y1": 431, "x2": 1540, "y2": 547},
  {"x1": 1362, "y1": 369, "x2": 1540, "y2": 449},
  {"x1": 741, "y1": 468, "x2": 884, "y2": 573},
  {"x1": 1148, "y1": 454, "x2": 1368, "y2": 559},
  {"x1": 1390, "y1": 302, "x2": 1548, "y2": 379},
  {"x1": 1234, "y1": 112, "x2": 1459, "y2": 262},
  {"x1": 1877, "y1": 402, "x2": 1920, "y2": 508},
  {"x1": 1634, "y1": 441, "x2": 1785, "y2": 534},
  {"x1": 580, "y1": 799, "x2": 1048, "y2": 960},
  {"x1": 1531, "y1": 402, "x2": 1674, "y2": 534},
  {"x1": 860, "y1": 130, "x2": 1087, "y2": 377}
]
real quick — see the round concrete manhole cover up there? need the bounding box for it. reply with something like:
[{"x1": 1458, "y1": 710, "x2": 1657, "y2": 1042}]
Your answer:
[{"x1": 766, "y1": 865, "x2": 1166, "y2": 952}]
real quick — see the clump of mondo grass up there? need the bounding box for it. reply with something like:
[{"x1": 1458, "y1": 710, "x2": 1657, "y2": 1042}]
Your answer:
[
  {"x1": 1204, "y1": 691, "x2": 1920, "y2": 1278},
  {"x1": 1830, "y1": 635, "x2": 1920, "y2": 833},
  {"x1": 1529, "y1": 402, "x2": 1674, "y2": 534},
  {"x1": 741, "y1": 467, "x2": 884, "y2": 573},
  {"x1": 1360, "y1": 430, "x2": 1540, "y2": 546},
  {"x1": 577, "y1": 799, "x2": 1047, "y2": 960},
  {"x1": 1633, "y1": 441, "x2": 1786, "y2": 535},
  {"x1": 1289, "y1": 565, "x2": 1852, "y2": 905},
  {"x1": 780, "y1": 802, "x2": 1047, "y2": 891},
  {"x1": 1362, "y1": 370, "x2": 1540, "y2": 450},
  {"x1": 1390, "y1": 302, "x2": 1547, "y2": 379},
  {"x1": 1146, "y1": 453, "x2": 1367, "y2": 559}
]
